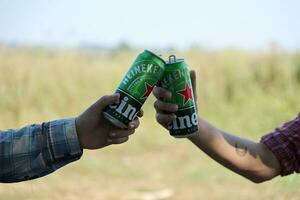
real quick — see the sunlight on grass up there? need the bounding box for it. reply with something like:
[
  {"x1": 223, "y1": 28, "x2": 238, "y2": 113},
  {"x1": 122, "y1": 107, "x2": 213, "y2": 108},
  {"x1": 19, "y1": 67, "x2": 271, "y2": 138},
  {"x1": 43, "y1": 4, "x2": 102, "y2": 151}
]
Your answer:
[{"x1": 0, "y1": 46, "x2": 300, "y2": 199}]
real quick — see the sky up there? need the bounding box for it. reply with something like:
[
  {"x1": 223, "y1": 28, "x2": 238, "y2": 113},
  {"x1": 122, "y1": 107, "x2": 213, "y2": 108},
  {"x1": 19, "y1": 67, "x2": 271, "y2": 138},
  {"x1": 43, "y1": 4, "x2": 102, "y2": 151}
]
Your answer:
[{"x1": 0, "y1": 0, "x2": 300, "y2": 50}]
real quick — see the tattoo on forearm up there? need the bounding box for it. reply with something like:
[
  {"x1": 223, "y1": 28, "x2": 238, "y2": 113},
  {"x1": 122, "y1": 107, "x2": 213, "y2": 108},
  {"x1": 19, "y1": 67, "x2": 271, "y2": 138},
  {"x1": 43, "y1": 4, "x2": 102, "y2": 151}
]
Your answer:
[{"x1": 235, "y1": 143, "x2": 248, "y2": 156}]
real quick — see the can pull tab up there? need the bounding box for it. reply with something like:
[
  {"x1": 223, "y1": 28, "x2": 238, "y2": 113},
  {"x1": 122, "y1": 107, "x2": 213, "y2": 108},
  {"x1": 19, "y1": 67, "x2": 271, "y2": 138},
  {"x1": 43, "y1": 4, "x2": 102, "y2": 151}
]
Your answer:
[{"x1": 168, "y1": 55, "x2": 176, "y2": 64}]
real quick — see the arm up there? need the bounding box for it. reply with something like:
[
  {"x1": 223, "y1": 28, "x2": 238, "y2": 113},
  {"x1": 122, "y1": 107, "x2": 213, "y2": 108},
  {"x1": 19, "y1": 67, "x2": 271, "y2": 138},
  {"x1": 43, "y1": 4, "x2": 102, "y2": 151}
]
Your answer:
[
  {"x1": 153, "y1": 70, "x2": 282, "y2": 183},
  {"x1": 0, "y1": 118, "x2": 83, "y2": 183},
  {"x1": 0, "y1": 94, "x2": 142, "y2": 183},
  {"x1": 188, "y1": 117, "x2": 280, "y2": 183}
]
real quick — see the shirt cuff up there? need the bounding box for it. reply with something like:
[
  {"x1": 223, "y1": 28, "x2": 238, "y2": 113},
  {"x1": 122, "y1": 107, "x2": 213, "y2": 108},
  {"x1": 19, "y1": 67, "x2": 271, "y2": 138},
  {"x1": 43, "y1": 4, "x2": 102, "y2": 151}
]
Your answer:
[
  {"x1": 260, "y1": 114, "x2": 300, "y2": 176},
  {"x1": 43, "y1": 118, "x2": 83, "y2": 164}
]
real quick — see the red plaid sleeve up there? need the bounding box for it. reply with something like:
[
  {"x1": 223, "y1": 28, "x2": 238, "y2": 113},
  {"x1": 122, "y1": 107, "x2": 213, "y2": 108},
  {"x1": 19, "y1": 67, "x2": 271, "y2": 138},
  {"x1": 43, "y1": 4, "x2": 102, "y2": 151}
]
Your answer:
[{"x1": 260, "y1": 113, "x2": 300, "y2": 176}]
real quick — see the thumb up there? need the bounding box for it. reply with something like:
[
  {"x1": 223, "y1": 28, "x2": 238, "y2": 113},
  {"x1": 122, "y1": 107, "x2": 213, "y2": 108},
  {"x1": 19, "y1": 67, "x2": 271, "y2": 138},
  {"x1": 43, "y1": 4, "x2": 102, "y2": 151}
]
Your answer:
[
  {"x1": 91, "y1": 94, "x2": 120, "y2": 113},
  {"x1": 190, "y1": 70, "x2": 198, "y2": 110}
]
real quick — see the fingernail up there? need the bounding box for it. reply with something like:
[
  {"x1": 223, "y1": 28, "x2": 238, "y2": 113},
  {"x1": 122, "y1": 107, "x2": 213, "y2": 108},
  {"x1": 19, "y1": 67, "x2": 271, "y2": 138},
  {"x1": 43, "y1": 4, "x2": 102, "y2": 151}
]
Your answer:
[
  {"x1": 129, "y1": 123, "x2": 135, "y2": 129},
  {"x1": 172, "y1": 114, "x2": 177, "y2": 120}
]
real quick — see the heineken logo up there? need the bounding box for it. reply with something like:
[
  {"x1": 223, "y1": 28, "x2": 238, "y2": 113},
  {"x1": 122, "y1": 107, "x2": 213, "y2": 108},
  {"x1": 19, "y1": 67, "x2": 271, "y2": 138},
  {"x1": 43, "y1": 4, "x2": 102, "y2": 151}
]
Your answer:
[
  {"x1": 141, "y1": 82, "x2": 156, "y2": 99},
  {"x1": 177, "y1": 82, "x2": 193, "y2": 105},
  {"x1": 109, "y1": 96, "x2": 138, "y2": 121},
  {"x1": 169, "y1": 112, "x2": 198, "y2": 130},
  {"x1": 122, "y1": 64, "x2": 163, "y2": 85},
  {"x1": 105, "y1": 50, "x2": 181, "y2": 130},
  {"x1": 161, "y1": 68, "x2": 189, "y2": 86}
]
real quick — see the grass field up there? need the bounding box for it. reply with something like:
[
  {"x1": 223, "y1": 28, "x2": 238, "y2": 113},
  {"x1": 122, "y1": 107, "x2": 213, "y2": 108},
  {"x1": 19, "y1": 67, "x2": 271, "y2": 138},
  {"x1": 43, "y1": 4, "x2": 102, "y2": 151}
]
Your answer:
[{"x1": 0, "y1": 46, "x2": 300, "y2": 200}]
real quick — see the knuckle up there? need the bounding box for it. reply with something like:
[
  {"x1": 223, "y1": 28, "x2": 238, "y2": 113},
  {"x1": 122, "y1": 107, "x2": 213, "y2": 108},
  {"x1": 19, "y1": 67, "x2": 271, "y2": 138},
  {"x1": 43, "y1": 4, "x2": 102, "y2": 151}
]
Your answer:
[
  {"x1": 166, "y1": 104, "x2": 172, "y2": 111},
  {"x1": 156, "y1": 113, "x2": 163, "y2": 123},
  {"x1": 152, "y1": 87, "x2": 159, "y2": 97},
  {"x1": 135, "y1": 120, "x2": 140, "y2": 127},
  {"x1": 158, "y1": 114, "x2": 167, "y2": 123},
  {"x1": 129, "y1": 130, "x2": 135, "y2": 135},
  {"x1": 130, "y1": 119, "x2": 139, "y2": 126},
  {"x1": 100, "y1": 95, "x2": 110, "y2": 102},
  {"x1": 155, "y1": 112, "x2": 161, "y2": 119},
  {"x1": 153, "y1": 101, "x2": 160, "y2": 109}
]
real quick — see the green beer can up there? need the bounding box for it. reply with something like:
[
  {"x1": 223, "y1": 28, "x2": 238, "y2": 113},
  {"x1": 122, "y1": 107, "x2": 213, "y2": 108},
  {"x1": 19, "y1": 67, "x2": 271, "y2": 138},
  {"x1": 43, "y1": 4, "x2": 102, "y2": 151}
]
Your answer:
[
  {"x1": 103, "y1": 50, "x2": 165, "y2": 128},
  {"x1": 160, "y1": 55, "x2": 198, "y2": 137}
]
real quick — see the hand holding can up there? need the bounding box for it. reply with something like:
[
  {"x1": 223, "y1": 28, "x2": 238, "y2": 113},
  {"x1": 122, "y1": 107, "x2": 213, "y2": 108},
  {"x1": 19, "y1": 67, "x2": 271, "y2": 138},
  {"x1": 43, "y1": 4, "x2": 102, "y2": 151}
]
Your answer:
[
  {"x1": 103, "y1": 50, "x2": 165, "y2": 128},
  {"x1": 160, "y1": 55, "x2": 198, "y2": 137}
]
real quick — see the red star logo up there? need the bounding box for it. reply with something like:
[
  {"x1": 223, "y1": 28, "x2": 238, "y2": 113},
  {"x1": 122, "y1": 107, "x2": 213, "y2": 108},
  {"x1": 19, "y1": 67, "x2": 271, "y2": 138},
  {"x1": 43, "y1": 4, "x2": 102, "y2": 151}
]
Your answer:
[
  {"x1": 177, "y1": 82, "x2": 193, "y2": 104},
  {"x1": 141, "y1": 82, "x2": 155, "y2": 99}
]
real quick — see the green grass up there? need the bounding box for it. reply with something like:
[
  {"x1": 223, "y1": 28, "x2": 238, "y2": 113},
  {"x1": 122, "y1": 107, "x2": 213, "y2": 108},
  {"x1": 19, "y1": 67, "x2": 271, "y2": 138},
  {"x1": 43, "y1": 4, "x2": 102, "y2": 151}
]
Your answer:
[{"x1": 0, "y1": 46, "x2": 300, "y2": 199}]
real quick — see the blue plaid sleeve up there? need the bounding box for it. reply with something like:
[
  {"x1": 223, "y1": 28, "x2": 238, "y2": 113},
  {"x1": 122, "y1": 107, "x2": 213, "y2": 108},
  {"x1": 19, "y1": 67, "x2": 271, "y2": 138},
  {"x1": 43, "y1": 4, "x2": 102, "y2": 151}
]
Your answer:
[{"x1": 0, "y1": 118, "x2": 83, "y2": 183}]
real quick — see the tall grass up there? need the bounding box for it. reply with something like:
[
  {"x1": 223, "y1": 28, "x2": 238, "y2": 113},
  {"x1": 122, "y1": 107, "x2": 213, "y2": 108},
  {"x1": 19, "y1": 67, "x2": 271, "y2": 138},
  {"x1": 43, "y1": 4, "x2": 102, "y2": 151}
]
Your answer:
[{"x1": 0, "y1": 46, "x2": 300, "y2": 200}]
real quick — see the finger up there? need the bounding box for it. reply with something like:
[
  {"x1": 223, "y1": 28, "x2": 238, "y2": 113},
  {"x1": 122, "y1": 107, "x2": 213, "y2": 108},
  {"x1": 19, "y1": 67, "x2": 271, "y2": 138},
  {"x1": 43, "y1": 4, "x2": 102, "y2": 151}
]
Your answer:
[
  {"x1": 109, "y1": 129, "x2": 135, "y2": 138},
  {"x1": 109, "y1": 136, "x2": 129, "y2": 144},
  {"x1": 128, "y1": 118, "x2": 140, "y2": 129},
  {"x1": 154, "y1": 100, "x2": 178, "y2": 113},
  {"x1": 91, "y1": 94, "x2": 120, "y2": 112},
  {"x1": 156, "y1": 113, "x2": 176, "y2": 127},
  {"x1": 190, "y1": 70, "x2": 198, "y2": 110},
  {"x1": 190, "y1": 70, "x2": 197, "y2": 103},
  {"x1": 137, "y1": 109, "x2": 144, "y2": 118},
  {"x1": 152, "y1": 87, "x2": 172, "y2": 101}
]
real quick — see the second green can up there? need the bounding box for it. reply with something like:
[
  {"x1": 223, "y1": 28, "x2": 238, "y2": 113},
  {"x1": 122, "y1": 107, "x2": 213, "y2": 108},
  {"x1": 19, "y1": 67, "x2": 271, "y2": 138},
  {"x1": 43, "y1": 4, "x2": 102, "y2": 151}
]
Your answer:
[{"x1": 160, "y1": 55, "x2": 198, "y2": 137}]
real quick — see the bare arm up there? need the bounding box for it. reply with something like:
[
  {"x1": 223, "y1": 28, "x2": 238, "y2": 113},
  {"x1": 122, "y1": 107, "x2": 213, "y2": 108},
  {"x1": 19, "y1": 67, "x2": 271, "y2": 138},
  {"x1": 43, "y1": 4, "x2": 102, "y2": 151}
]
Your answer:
[{"x1": 188, "y1": 117, "x2": 280, "y2": 183}]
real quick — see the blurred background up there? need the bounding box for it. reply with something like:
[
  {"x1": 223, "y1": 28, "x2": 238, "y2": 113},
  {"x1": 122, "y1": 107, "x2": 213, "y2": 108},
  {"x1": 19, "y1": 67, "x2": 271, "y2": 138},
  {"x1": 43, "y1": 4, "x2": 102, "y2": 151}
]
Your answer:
[{"x1": 0, "y1": 0, "x2": 300, "y2": 199}]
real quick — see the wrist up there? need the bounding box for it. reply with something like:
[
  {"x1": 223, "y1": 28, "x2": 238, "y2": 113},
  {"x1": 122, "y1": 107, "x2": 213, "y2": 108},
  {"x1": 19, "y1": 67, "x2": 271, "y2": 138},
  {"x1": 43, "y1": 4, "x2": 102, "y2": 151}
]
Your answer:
[
  {"x1": 187, "y1": 116, "x2": 213, "y2": 142},
  {"x1": 75, "y1": 117, "x2": 85, "y2": 149}
]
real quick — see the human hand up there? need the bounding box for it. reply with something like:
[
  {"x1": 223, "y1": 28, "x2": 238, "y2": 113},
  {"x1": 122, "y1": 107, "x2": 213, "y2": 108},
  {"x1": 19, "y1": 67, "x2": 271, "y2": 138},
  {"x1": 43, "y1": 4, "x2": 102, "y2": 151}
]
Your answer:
[
  {"x1": 153, "y1": 70, "x2": 198, "y2": 129},
  {"x1": 75, "y1": 94, "x2": 143, "y2": 150}
]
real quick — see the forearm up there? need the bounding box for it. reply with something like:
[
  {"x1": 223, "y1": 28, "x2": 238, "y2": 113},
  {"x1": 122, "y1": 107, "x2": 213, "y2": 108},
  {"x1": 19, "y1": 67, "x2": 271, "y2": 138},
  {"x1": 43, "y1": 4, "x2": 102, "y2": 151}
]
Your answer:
[
  {"x1": 188, "y1": 117, "x2": 280, "y2": 183},
  {"x1": 0, "y1": 118, "x2": 83, "y2": 183}
]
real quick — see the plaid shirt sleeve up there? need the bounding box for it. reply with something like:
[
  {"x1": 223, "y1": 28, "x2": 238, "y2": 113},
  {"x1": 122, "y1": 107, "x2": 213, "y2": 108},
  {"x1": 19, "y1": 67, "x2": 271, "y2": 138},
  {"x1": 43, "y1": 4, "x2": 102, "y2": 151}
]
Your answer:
[
  {"x1": 0, "y1": 118, "x2": 83, "y2": 183},
  {"x1": 260, "y1": 113, "x2": 300, "y2": 176}
]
